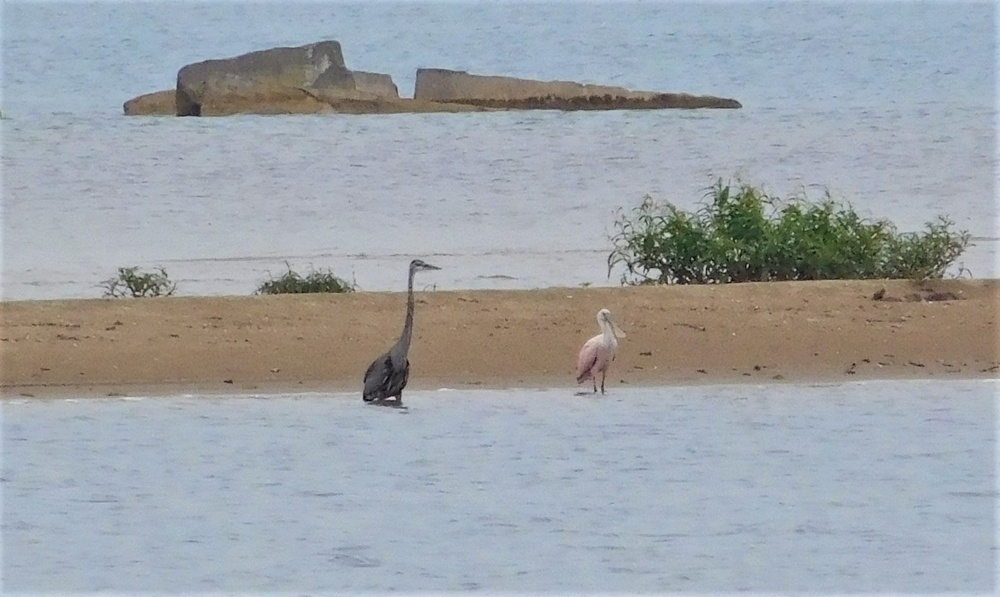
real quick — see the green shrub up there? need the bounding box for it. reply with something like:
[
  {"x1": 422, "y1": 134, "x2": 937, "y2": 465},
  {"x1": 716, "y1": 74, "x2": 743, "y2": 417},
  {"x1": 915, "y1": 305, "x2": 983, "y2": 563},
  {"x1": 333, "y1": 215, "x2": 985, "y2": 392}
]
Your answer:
[
  {"x1": 256, "y1": 263, "x2": 356, "y2": 295},
  {"x1": 101, "y1": 266, "x2": 177, "y2": 298},
  {"x1": 608, "y1": 179, "x2": 971, "y2": 285}
]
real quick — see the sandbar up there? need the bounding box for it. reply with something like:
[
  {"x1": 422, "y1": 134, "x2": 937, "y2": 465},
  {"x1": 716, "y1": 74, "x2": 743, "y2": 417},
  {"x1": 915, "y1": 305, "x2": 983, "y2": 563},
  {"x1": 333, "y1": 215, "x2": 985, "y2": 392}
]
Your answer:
[{"x1": 1, "y1": 279, "x2": 997, "y2": 399}]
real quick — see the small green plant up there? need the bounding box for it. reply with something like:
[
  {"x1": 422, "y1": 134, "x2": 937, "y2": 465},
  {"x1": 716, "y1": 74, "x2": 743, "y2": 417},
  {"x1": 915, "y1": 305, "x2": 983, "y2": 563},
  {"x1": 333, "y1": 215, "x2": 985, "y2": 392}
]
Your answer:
[
  {"x1": 608, "y1": 178, "x2": 971, "y2": 285},
  {"x1": 101, "y1": 266, "x2": 177, "y2": 298},
  {"x1": 256, "y1": 263, "x2": 356, "y2": 295}
]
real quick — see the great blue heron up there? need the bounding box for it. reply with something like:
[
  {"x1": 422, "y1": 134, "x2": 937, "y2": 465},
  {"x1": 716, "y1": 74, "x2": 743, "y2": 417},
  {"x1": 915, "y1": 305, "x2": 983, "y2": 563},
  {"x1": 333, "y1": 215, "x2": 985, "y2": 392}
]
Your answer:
[
  {"x1": 362, "y1": 259, "x2": 441, "y2": 404},
  {"x1": 576, "y1": 308, "x2": 626, "y2": 394}
]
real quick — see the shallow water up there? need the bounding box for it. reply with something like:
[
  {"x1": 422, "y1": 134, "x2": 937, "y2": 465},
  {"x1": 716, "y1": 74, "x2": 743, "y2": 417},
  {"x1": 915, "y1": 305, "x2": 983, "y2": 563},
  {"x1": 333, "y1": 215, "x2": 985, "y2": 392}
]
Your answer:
[
  {"x1": 2, "y1": 379, "x2": 995, "y2": 593},
  {"x1": 2, "y1": 2, "x2": 997, "y2": 299}
]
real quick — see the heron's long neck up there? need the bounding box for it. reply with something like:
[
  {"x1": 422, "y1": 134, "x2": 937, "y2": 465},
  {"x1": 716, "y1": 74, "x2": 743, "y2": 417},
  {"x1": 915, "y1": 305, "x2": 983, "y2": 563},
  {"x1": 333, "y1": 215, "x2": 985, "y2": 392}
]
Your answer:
[
  {"x1": 600, "y1": 320, "x2": 615, "y2": 342},
  {"x1": 397, "y1": 268, "x2": 416, "y2": 355}
]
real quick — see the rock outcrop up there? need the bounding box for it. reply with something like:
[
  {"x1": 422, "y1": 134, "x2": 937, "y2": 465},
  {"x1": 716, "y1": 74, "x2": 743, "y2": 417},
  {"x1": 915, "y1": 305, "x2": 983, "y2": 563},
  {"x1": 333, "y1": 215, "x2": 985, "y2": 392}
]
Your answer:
[
  {"x1": 123, "y1": 40, "x2": 742, "y2": 116},
  {"x1": 174, "y1": 40, "x2": 400, "y2": 116},
  {"x1": 352, "y1": 71, "x2": 399, "y2": 99},
  {"x1": 123, "y1": 90, "x2": 176, "y2": 116},
  {"x1": 124, "y1": 71, "x2": 404, "y2": 117},
  {"x1": 413, "y1": 68, "x2": 741, "y2": 110}
]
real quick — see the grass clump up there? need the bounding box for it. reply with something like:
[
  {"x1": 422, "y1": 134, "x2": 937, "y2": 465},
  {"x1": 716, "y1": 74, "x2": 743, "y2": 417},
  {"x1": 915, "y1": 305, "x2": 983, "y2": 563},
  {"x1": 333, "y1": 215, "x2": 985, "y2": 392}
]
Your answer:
[
  {"x1": 101, "y1": 266, "x2": 177, "y2": 298},
  {"x1": 608, "y1": 179, "x2": 971, "y2": 285},
  {"x1": 256, "y1": 263, "x2": 356, "y2": 295}
]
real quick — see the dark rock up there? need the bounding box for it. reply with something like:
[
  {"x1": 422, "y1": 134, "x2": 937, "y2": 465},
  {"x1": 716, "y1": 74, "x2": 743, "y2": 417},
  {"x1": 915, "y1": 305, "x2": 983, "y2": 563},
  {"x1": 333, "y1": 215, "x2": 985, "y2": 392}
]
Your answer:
[
  {"x1": 123, "y1": 89, "x2": 175, "y2": 116},
  {"x1": 175, "y1": 40, "x2": 357, "y2": 116},
  {"x1": 413, "y1": 68, "x2": 741, "y2": 110}
]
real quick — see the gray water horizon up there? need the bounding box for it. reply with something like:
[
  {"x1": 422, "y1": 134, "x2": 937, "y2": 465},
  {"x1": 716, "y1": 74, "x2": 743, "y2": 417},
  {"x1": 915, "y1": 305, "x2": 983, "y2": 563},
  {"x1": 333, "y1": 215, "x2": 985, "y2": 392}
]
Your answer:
[{"x1": 3, "y1": 378, "x2": 995, "y2": 593}]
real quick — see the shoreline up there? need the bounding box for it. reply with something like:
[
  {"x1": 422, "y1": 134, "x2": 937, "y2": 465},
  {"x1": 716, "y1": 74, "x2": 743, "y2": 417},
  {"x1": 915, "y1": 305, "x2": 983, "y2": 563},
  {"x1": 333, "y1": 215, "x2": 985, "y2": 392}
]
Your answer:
[
  {"x1": 2, "y1": 279, "x2": 998, "y2": 399},
  {"x1": 2, "y1": 372, "x2": 993, "y2": 402}
]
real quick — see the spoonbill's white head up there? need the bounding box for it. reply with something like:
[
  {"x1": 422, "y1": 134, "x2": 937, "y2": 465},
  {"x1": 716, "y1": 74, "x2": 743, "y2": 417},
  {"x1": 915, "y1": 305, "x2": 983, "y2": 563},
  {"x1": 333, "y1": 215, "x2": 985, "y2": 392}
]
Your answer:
[{"x1": 597, "y1": 308, "x2": 626, "y2": 338}]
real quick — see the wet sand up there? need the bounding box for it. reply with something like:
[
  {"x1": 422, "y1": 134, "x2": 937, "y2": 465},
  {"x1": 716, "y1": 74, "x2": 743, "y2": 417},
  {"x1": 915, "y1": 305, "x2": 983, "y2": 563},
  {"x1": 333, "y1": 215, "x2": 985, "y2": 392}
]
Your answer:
[{"x1": 1, "y1": 279, "x2": 997, "y2": 398}]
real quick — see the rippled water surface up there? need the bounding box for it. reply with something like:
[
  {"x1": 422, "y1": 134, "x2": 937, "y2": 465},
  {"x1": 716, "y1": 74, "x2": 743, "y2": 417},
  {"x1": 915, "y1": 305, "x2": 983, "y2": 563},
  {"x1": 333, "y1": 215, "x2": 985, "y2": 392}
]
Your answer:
[
  {"x1": 2, "y1": 2, "x2": 997, "y2": 298},
  {"x1": 3, "y1": 380, "x2": 995, "y2": 593}
]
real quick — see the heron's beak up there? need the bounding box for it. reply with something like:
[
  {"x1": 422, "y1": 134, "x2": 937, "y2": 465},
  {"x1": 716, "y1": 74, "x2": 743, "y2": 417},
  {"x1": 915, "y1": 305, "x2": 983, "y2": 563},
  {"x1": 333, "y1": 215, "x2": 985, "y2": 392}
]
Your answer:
[
  {"x1": 611, "y1": 320, "x2": 626, "y2": 338},
  {"x1": 423, "y1": 263, "x2": 442, "y2": 271}
]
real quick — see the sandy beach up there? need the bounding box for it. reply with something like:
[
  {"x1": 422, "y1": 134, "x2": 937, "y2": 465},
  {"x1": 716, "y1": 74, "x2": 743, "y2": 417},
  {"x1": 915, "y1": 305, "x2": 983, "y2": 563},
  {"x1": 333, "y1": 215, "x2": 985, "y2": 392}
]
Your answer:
[{"x1": 1, "y1": 279, "x2": 997, "y2": 399}]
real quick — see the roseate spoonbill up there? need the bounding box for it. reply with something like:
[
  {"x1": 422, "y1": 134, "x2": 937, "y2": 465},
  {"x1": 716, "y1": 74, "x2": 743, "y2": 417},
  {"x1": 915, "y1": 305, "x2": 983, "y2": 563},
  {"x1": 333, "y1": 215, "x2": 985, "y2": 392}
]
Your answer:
[
  {"x1": 576, "y1": 308, "x2": 626, "y2": 394},
  {"x1": 362, "y1": 259, "x2": 441, "y2": 404}
]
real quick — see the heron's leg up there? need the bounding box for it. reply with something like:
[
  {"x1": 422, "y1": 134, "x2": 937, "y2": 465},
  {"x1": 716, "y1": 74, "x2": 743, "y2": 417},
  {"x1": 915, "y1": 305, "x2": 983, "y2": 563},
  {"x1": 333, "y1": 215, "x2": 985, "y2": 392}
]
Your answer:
[
  {"x1": 592, "y1": 377, "x2": 597, "y2": 393},
  {"x1": 600, "y1": 371, "x2": 606, "y2": 394}
]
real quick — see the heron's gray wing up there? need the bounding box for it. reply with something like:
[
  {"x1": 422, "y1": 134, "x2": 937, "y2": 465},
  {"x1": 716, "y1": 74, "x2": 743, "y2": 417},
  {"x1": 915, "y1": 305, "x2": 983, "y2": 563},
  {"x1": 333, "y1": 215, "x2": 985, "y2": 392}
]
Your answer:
[
  {"x1": 385, "y1": 358, "x2": 410, "y2": 398},
  {"x1": 363, "y1": 353, "x2": 392, "y2": 401}
]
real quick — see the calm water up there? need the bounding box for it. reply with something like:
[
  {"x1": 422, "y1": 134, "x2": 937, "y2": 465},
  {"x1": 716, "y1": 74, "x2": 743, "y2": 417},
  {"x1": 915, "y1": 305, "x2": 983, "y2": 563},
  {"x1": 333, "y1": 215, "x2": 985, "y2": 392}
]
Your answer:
[
  {"x1": 1, "y1": 1, "x2": 997, "y2": 299},
  {"x1": 2, "y1": 379, "x2": 996, "y2": 593}
]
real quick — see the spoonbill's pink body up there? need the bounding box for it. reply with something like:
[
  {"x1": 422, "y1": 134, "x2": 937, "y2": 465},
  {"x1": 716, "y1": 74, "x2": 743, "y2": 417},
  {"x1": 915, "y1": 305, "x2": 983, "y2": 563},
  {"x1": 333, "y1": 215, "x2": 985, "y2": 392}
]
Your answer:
[{"x1": 575, "y1": 308, "x2": 626, "y2": 394}]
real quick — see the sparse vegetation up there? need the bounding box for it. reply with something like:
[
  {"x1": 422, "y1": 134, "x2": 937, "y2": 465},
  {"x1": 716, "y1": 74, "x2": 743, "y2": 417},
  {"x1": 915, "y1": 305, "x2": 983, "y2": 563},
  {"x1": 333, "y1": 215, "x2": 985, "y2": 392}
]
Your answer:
[
  {"x1": 101, "y1": 266, "x2": 177, "y2": 298},
  {"x1": 608, "y1": 178, "x2": 971, "y2": 285},
  {"x1": 256, "y1": 263, "x2": 356, "y2": 295}
]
